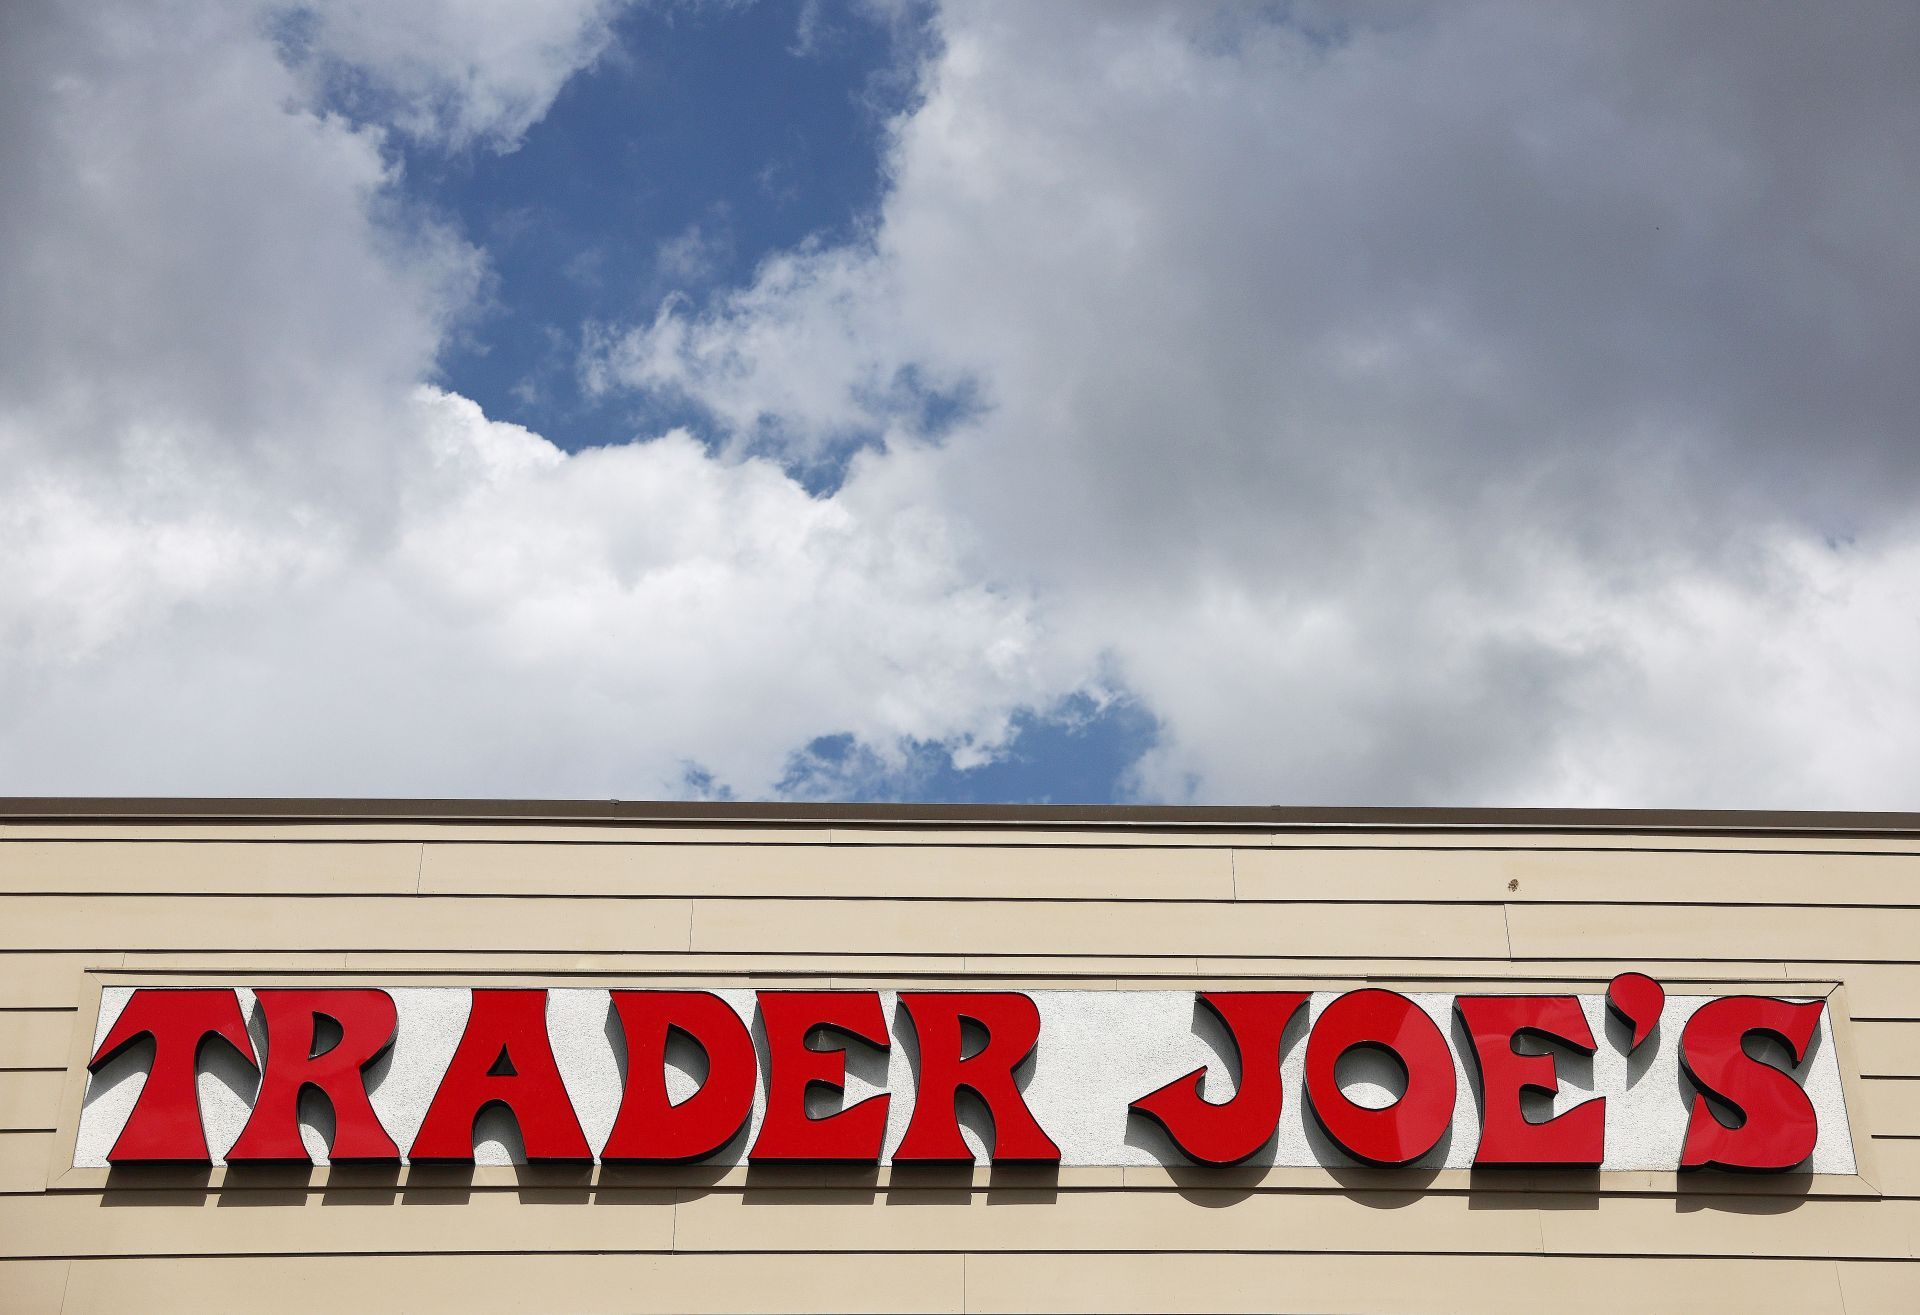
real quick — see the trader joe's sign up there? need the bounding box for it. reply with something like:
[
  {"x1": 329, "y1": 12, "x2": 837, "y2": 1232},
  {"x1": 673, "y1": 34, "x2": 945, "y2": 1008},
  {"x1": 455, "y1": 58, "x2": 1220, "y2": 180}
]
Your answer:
[{"x1": 77, "y1": 978, "x2": 1854, "y2": 1173}]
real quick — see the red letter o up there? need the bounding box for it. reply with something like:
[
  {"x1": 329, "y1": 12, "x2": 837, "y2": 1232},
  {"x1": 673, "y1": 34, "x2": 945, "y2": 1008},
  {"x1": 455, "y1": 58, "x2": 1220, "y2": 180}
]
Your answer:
[{"x1": 1304, "y1": 989, "x2": 1456, "y2": 1167}]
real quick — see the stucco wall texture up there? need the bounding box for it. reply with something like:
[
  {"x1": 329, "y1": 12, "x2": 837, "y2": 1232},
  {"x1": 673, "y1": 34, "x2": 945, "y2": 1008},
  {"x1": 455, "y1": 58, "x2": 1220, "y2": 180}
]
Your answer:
[{"x1": 2, "y1": 801, "x2": 1918, "y2": 1313}]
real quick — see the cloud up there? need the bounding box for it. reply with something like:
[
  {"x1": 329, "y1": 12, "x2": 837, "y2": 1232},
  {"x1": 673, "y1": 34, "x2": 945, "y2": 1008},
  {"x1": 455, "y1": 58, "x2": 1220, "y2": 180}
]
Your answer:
[
  {"x1": 653, "y1": 216, "x2": 734, "y2": 288},
  {"x1": 0, "y1": 0, "x2": 1089, "y2": 797},
  {"x1": 590, "y1": 1, "x2": 1920, "y2": 805},
  {"x1": 279, "y1": 0, "x2": 627, "y2": 151},
  {"x1": 5, "y1": 390, "x2": 1087, "y2": 795},
  {"x1": 6, "y1": 0, "x2": 1919, "y2": 805}
]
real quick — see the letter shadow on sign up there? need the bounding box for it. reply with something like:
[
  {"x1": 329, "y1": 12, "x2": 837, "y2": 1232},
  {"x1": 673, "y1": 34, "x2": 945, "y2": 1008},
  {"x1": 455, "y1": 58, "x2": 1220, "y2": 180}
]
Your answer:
[
  {"x1": 1460, "y1": 1010, "x2": 1600, "y2": 1212},
  {"x1": 226, "y1": 1091, "x2": 365, "y2": 1208}
]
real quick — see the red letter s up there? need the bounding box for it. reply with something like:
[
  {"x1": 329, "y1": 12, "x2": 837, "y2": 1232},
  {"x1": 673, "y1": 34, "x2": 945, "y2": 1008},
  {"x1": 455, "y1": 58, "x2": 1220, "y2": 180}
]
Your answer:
[{"x1": 1678, "y1": 996, "x2": 1824, "y2": 1172}]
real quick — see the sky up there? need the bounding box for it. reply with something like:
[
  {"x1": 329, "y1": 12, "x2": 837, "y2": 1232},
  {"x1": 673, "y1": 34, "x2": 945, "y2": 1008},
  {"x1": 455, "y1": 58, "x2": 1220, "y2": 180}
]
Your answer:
[{"x1": 2, "y1": 0, "x2": 1918, "y2": 807}]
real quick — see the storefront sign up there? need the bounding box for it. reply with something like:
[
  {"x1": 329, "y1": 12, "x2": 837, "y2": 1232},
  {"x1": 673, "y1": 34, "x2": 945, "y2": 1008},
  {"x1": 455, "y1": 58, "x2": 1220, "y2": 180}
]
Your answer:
[{"x1": 76, "y1": 978, "x2": 1854, "y2": 1174}]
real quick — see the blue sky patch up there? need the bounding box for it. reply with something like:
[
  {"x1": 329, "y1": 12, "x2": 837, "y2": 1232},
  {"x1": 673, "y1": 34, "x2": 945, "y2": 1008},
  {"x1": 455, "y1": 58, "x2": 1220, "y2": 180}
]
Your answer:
[
  {"x1": 399, "y1": 1, "x2": 928, "y2": 456},
  {"x1": 776, "y1": 694, "x2": 1163, "y2": 805}
]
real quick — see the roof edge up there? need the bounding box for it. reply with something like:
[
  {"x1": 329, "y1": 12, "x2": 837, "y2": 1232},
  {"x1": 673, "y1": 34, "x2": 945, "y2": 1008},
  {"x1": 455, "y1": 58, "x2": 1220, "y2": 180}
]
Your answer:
[{"x1": 2, "y1": 798, "x2": 1919, "y2": 837}]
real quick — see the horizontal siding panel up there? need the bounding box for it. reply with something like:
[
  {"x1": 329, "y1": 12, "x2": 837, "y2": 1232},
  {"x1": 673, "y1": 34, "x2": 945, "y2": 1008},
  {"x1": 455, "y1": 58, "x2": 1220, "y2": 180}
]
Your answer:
[
  {"x1": 49, "y1": 1253, "x2": 965, "y2": 1315},
  {"x1": 123, "y1": 952, "x2": 350, "y2": 971},
  {"x1": 1863, "y1": 1079, "x2": 1920, "y2": 1136},
  {"x1": 0, "y1": 1012, "x2": 73, "y2": 1071},
  {"x1": 10, "y1": 1253, "x2": 1917, "y2": 1315},
  {"x1": 26, "y1": 1162, "x2": 1879, "y2": 1201},
  {"x1": 0, "y1": 843, "x2": 420, "y2": 895},
  {"x1": 690, "y1": 898, "x2": 1511, "y2": 959},
  {"x1": 674, "y1": 1188, "x2": 1540, "y2": 1257},
  {"x1": 319, "y1": 953, "x2": 1783, "y2": 982},
  {"x1": 964, "y1": 1252, "x2": 1859, "y2": 1315},
  {"x1": 1839, "y1": 1260, "x2": 1920, "y2": 1313},
  {"x1": 420, "y1": 843, "x2": 1235, "y2": 901},
  {"x1": 0, "y1": 1261, "x2": 68, "y2": 1315},
  {"x1": 673, "y1": 1190, "x2": 1914, "y2": 1262},
  {"x1": 0, "y1": 1071, "x2": 63, "y2": 1132},
  {"x1": 1237, "y1": 848, "x2": 1920, "y2": 907},
  {"x1": 1871, "y1": 1137, "x2": 1920, "y2": 1197},
  {"x1": 1855, "y1": 1021, "x2": 1920, "y2": 1078},
  {"x1": 0, "y1": 955, "x2": 115, "y2": 1010},
  {"x1": 0, "y1": 896, "x2": 692, "y2": 954},
  {"x1": 0, "y1": 1131, "x2": 51, "y2": 1193},
  {"x1": 0, "y1": 1189, "x2": 674, "y2": 1261},
  {"x1": 835, "y1": 829, "x2": 1920, "y2": 856},
  {"x1": 9, "y1": 1189, "x2": 1911, "y2": 1264},
  {"x1": 1196, "y1": 956, "x2": 1794, "y2": 983},
  {"x1": 1534, "y1": 1194, "x2": 1916, "y2": 1261},
  {"x1": 1812, "y1": 964, "x2": 1920, "y2": 1019},
  {"x1": 1506, "y1": 903, "x2": 1920, "y2": 962},
  {"x1": 336, "y1": 951, "x2": 957, "y2": 976},
  {"x1": 81, "y1": 950, "x2": 1842, "y2": 987},
  {"x1": 828, "y1": 828, "x2": 1242, "y2": 849}
]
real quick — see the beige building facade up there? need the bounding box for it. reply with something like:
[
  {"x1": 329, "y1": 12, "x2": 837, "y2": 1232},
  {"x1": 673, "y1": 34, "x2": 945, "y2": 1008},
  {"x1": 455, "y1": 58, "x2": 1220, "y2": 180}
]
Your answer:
[{"x1": 2, "y1": 799, "x2": 1918, "y2": 1312}]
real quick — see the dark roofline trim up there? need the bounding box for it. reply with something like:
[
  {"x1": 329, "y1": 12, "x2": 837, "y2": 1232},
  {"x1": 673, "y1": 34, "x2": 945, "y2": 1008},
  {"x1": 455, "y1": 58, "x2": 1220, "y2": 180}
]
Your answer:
[{"x1": 3, "y1": 798, "x2": 1920, "y2": 838}]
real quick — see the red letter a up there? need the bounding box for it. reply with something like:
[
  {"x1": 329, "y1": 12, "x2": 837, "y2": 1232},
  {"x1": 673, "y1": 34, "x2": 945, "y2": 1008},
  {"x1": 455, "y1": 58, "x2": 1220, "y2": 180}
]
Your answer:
[{"x1": 409, "y1": 990, "x2": 590, "y2": 1163}]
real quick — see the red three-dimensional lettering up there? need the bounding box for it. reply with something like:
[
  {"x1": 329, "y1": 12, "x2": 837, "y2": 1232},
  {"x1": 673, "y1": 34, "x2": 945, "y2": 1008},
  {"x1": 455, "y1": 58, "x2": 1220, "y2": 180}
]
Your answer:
[
  {"x1": 1455, "y1": 994, "x2": 1604, "y2": 1168},
  {"x1": 225, "y1": 989, "x2": 400, "y2": 1164},
  {"x1": 894, "y1": 992, "x2": 1061, "y2": 1164},
  {"x1": 1678, "y1": 996, "x2": 1824, "y2": 1172},
  {"x1": 409, "y1": 989, "x2": 590, "y2": 1162},
  {"x1": 1130, "y1": 992, "x2": 1310, "y2": 1166},
  {"x1": 1304, "y1": 989, "x2": 1456, "y2": 1167},
  {"x1": 602, "y1": 991, "x2": 758, "y2": 1163},
  {"x1": 88, "y1": 988, "x2": 257, "y2": 1164},
  {"x1": 749, "y1": 991, "x2": 891, "y2": 1164}
]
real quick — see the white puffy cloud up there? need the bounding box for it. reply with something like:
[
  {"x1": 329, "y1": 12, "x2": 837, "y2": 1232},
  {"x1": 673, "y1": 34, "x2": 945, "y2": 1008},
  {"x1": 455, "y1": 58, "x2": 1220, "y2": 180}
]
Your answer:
[
  {"x1": 5, "y1": 390, "x2": 1085, "y2": 796},
  {"x1": 591, "y1": 0, "x2": 1920, "y2": 805}
]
